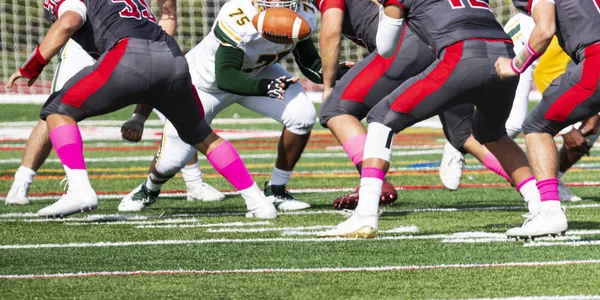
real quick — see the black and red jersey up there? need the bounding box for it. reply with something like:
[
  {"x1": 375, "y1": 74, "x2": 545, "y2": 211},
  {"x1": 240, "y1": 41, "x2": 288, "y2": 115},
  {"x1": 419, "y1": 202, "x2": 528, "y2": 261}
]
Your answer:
[
  {"x1": 313, "y1": 0, "x2": 379, "y2": 52},
  {"x1": 44, "y1": 0, "x2": 171, "y2": 53},
  {"x1": 513, "y1": 0, "x2": 600, "y2": 61},
  {"x1": 385, "y1": 0, "x2": 509, "y2": 56}
]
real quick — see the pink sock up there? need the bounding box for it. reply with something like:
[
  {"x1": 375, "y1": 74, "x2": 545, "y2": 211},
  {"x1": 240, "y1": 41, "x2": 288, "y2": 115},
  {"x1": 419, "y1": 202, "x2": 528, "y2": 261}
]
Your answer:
[
  {"x1": 49, "y1": 124, "x2": 86, "y2": 170},
  {"x1": 483, "y1": 152, "x2": 511, "y2": 182},
  {"x1": 342, "y1": 134, "x2": 367, "y2": 167},
  {"x1": 356, "y1": 167, "x2": 385, "y2": 216},
  {"x1": 206, "y1": 140, "x2": 254, "y2": 191},
  {"x1": 536, "y1": 178, "x2": 560, "y2": 202},
  {"x1": 361, "y1": 167, "x2": 385, "y2": 180},
  {"x1": 516, "y1": 176, "x2": 535, "y2": 192}
]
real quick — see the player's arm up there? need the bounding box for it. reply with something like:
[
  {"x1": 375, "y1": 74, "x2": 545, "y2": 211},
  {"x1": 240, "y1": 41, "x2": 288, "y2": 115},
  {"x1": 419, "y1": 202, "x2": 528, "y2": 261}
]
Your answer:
[
  {"x1": 215, "y1": 45, "x2": 297, "y2": 100},
  {"x1": 292, "y1": 39, "x2": 352, "y2": 85},
  {"x1": 496, "y1": 0, "x2": 556, "y2": 78},
  {"x1": 6, "y1": 3, "x2": 86, "y2": 88},
  {"x1": 157, "y1": 0, "x2": 177, "y2": 36},
  {"x1": 376, "y1": 1, "x2": 406, "y2": 58},
  {"x1": 318, "y1": 2, "x2": 344, "y2": 100}
]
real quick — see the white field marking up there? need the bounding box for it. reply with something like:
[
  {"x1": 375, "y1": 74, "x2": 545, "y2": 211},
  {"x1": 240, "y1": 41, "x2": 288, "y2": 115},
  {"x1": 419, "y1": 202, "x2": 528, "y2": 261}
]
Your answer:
[
  {"x1": 0, "y1": 118, "x2": 278, "y2": 127},
  {"x1": 282, "y1": 225, "x2": 420, "y2": 236},
  {"x1": 2, "y1": 203, "x2": 600, "y2": 221},
  {"x1": 567, "y1": 230, "x2": 600, "y2": 235},
  {"x1": 64, "y1": 218, "x2": 203, "y2": 226},
  {"x1": 206, "y1": 225, "x2": 334, "y2": 233},
  {"x1": 525, "y1": 240, "x2": 600, "y2": 247},
  {"x1": 443, "y1": 236, "x2": 581, "y2": 244},
  {"x1": 0, "y1": 141, "x2": 159, "y2": 148},
  {"x1": 136, "y1": 221, "x2": 271, "y2": 229},
  {"x1": 464, "y1": 296, "x2": 600, "y2": 300},
  {"x1": 0, "y1": 234, "x2": 457, "y2": 249},
  {"x1": 1, "y1": 259, "x2": 599, "y2": 280},
  {"x1": 0, "y1": 150, "x2": 443, "y2": 165}
]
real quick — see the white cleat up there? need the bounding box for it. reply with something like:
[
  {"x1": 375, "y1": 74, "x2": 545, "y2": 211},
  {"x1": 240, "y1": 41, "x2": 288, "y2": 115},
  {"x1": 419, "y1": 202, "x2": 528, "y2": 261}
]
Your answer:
[
  {"x1": 244, "y1": 195, "x2": 278, "y2": 219},
  {"x1": 118, "y1": 181, "x2": 160, "y2": 212},
  {"x1": 5, "y1": 181, "x2": 30, "y2": 206},
  {"x1": 267, "y1": 196, "x2": 311, "y2": 211},
  {"x1": 186, "y1": 181, "x2": 225, "y2": 202},
  {"x1": 37, "y1": 186, "x2": 98, "y2": 218},
  {"x1": 558, "y1": 181, "x2": 582, "y2": 202},
  {"x1": 318, "y1": 213, "x2": 379, "y2": 239},
  {"x1": 505, "y1": 203, "x2": 568, "y2": 239},
  {"x1": 439, "y1": 142, "x2": 464, "y2": 191}
]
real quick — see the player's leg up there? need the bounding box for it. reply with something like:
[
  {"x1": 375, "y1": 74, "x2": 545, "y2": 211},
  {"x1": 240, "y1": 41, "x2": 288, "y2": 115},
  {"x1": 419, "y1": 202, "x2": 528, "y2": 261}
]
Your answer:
[
  {"x1": 437, "y1": 104, "x2": 472, "y2": 191},
  {"x1": 6, "y1": 40, "x2": 94, "y2": 206},
  {"x1": 506, "y1": 46, "x2": 600, "y2": 237},
  {"x1": 319, "y1": 28, "x2": 435, "y2": 209},
  {"x1": 240, "y1": 64, "x2": 315, "y2": 210}
]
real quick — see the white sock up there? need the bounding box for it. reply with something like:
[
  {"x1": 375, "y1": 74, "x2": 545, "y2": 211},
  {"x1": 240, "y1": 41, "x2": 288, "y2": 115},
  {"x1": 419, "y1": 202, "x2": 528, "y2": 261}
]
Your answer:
[
  {"x1": 145, "y1": 174, "x2": 164, "y2": 192},
  {"x1": 355, "y1": 177, "x2": 382, "y2": 216},
  {"x1": 14, "y1": 166, "x2": 36, "y2": 184},
  {"x1": 557, "y1": 171, "x2": 565, "y2": 180},
  {"x1": 239, "y1": 182, "x2": 264, "y2": 210},
  {"x1": 269, "y1": 167, "x2": 292, "y2": 186},
  {"x1": 67, "y1": 169, "x2": 92, "y2": 189},
  {"x1": 518, "y1": 179, "x2": 540, "y2": 213},
  {"x1": 181, "y1": 163, "x2": 202, "y2": 188},
  {"x1": 541, "y1": 200, "x2": 561, "y2": 211}
]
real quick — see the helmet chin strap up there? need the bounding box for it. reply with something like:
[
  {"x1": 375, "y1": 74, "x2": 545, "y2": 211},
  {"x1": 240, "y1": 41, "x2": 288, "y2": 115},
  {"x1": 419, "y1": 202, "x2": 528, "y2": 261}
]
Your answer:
[{"x1": 254, "y1": 0, "x2": 300, "y2": 12}]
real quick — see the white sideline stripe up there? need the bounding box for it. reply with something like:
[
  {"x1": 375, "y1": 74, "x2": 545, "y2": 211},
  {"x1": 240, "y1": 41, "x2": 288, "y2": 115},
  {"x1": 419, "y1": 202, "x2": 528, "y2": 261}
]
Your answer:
[
  {"x1": 1, "y1": 259, "x2": 599, "y2": 279},
  {"x1": 525, "y1": 240, "x2": 600, "y2": 247},
  {"x1": 464, "y1": 296, "x2": 600, "y2": 300},
  {"x1": 0, "y1": 235, "x2": 457, "y2": 249},
  {"x1": 136, "y1": 222, "x2": 271, "y2": 229},
  {"x1": 1, "y1": 203, "x2": 599, "y2": 221},
  {"x1": 64, "y1": 220, "x2": 270, "y2": 227},
  {"x1": 206, "y1": 225, "x2": 334, "y2": 233},
  {"x1": 444, "y1": 236, "x2": 581, "y2": 244},
  {"x1": 282, "y1": 226, "x2": 419, "y2": 236},
  {"x1": 0, "y1": 150, "x2": 443, "y2": 165}
]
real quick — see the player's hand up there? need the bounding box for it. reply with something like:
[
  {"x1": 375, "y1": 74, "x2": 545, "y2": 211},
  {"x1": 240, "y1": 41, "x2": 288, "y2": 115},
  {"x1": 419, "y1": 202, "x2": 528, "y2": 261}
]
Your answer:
[
  {"x1": 562, "y1": 129, "x2": 590, "y2": 156},
  {"x1": 265, "y1": 76, "x2": 299, "y2": 99},
  {"x1": 335, "y1": 61, "x2": 354, "y2": 80},
  {"x1": 578, "y1": 114, "x2": 600, "y2": 137},
  {"x1": 6, "y1": 70, "x2": 37, "y2": 88},
  {"x1": 494, "y1": 57, "x2": 518, "y2": 79},
  {"x1": 121, "y1": 116, "x2": 146, "y2": 144}
]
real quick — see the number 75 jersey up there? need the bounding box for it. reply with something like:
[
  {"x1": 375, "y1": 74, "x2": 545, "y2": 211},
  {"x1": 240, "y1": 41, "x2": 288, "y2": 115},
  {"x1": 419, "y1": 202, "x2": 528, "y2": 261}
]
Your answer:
[{"x1": 188, "y1": 0, "x2": 318, "y2": 92}]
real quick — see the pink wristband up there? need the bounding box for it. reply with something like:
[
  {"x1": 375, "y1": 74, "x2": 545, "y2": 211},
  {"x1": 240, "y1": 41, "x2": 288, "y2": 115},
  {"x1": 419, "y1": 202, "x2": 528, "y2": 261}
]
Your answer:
[
  {"x1": 510, "y1": 42, "x2": 541, "y2": 74},
  {"x1": 19, "y1": 46, "x2": 48, "y2": 79}
]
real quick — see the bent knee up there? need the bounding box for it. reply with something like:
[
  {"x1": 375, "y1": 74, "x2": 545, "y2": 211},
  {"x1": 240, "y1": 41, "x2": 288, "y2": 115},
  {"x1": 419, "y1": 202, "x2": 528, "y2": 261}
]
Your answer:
[{"x1": 282, "y1": 100, "x2": 316, "y2": 135}]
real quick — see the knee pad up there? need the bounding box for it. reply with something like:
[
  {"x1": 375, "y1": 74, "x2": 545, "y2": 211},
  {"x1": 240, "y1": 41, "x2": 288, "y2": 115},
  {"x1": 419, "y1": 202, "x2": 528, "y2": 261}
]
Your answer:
[
  {"x1": 154, "y1": 121, "x2": 197, "y2": 177},
  {"x1": 281, "y1": 98, "x2": 316, "y2": 135}
]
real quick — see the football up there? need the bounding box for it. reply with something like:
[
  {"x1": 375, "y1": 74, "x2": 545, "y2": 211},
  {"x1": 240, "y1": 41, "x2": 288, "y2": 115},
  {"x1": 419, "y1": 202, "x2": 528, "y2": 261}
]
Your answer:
[{"x1": 252, "y1": 8, "x2": 312, "y2": 44}]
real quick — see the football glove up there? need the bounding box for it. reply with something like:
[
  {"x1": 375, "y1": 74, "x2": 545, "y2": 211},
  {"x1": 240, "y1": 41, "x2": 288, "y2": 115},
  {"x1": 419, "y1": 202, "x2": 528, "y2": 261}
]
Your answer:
[
  {"x1": 121, "y1": 113, "x2": 146, "y2": 144},
  {"x1": 260, "y1": 76, "x2": 297, "y2": 99}
]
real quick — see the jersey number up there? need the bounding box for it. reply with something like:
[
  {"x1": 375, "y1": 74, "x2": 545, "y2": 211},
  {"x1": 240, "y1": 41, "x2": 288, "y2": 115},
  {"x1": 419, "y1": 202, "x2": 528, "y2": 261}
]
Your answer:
[
  {"x1": 242, "y1": 49, "x2": 292, "y2": 72},
  {"x1": 229, "y1": 8, "x2": 250, "y2": 26},
  {"x1": 112, "y1": 0, "x2": 157, "y2": 23},
  {"x1": 448, "y1": 0, "x2": 490, "y2": 10}
]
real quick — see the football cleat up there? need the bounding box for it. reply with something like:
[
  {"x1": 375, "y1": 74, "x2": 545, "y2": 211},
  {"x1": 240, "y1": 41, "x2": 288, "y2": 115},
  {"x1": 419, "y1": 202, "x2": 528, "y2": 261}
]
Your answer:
[
  {"x1": 505, "y1": 204, "x2": 568, "y2": 239},
  {"x1": 318, "y1": 213, "x2": 378, "y2": 239},
  {"x1": 244, "y1": 193, "x2": 278, "y2": 219},
  {"x1": 118, "y1": 181, "x2": 160, "y2": 212},
  {"x1": 186, "y1": 181, "x2": 225, "y2": 202},
  {"x1": 558, "y1": 181, "x2": 582, "y2": 202},
  {"x1": 332, "y1": 179, "x2": 397, "y2": 210},
  {"x1": 264, "y1": 182, "x2": 310, "y2": 211},
  {"x1": 439, "y1": 142, "x2": 465, "y2": 191},
  {"x1": 5, "y1": 181, "x2": 30, "y2": 206},
  {"x1": 38, "y1": 185, "x2": 98, "y2": 218}
]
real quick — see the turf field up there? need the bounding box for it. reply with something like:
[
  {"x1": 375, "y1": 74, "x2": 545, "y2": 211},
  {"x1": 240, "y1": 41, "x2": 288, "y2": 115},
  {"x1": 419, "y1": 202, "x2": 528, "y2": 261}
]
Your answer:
[{"x1": 1, "y1": 103, "x2": 600, "y2": 299}]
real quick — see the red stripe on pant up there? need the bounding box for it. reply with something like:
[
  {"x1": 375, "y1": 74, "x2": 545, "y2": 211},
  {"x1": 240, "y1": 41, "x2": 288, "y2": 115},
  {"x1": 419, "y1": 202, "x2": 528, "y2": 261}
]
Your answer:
[
  {"x1": 62, "y1": 38, "x2": 130, "y2": 108},
  {"x1": 544, "y1": 43, "x2": 600, "y2": 122},
  {"x1": 340, "y1": 26, "x2": 407, "y2": 103},
  {"x1": 390, "y1": 41, "x2": 464, "y2": 114},
  {"x1": 191, "y1": 84, "x2": 206, "y2": 118}
]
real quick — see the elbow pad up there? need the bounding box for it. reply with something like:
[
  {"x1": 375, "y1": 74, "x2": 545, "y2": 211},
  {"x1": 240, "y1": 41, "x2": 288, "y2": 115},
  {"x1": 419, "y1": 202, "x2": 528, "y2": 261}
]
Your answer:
[{"x1": 376, "y1": 7, "x2": 404, "y2": 58}]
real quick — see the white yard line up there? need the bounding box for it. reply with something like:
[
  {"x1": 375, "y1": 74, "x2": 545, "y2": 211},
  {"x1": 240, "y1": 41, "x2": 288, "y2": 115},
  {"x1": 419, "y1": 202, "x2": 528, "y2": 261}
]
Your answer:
[
  {"x1": 464, "y1": 296, "x2": 600, "y2": 300},
  {"x1": 1, "y1": 259, "x2": 599, "y2": 279},
  {"x1": 525, "y1": 240, "x2": 600, "y2": 247},
  {"x1": 205, "y1": 225, "x2": 334, "y2": 233}
]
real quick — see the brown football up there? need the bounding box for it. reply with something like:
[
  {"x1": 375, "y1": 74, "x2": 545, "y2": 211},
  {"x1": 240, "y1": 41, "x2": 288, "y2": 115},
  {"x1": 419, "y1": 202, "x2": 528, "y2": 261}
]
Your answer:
[{"x1": 252, "y1": 8, "x2": 311, "y2": 44}]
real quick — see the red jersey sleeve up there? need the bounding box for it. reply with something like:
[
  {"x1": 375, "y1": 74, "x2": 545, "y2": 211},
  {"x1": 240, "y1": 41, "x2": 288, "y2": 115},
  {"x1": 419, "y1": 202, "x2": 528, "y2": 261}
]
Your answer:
[{"x1": 317, "y1": 0, "x2": 346, "y2": 12}]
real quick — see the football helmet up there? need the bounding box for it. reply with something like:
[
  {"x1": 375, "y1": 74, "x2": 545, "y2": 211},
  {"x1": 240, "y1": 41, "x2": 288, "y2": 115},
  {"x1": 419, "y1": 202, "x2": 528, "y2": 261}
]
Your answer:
[{"x1": 254, "y1": 0, "x2": 300, "y2": 12}]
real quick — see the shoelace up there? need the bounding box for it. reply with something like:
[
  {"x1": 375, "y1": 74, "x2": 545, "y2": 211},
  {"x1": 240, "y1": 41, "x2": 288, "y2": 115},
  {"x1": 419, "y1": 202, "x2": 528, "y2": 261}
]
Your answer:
[{"x1": 59, "y1": 176, "x2": 70, "y2": 192}]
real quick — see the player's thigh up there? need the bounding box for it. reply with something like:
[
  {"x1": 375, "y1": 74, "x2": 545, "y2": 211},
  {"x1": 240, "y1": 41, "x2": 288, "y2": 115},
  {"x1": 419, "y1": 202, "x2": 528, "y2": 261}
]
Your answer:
[
  {"x1": 154, "y1": 120, "x2": 197, "y2": 176},
  {"x1": 241, "y1": 64, "x2": 316, "y2": 132},
  {"x1": 439, "y1": 104, "x2": 475, "y2": 151},
  {"x1": 195, "y1": 87, "x2": 239, "y2": 125},
  {"x1": 52, "y1": 40, "x2": 96, "y2": 93},
  {"x1": 523, "y1": 59, "x2": 600, "y2": 136}
]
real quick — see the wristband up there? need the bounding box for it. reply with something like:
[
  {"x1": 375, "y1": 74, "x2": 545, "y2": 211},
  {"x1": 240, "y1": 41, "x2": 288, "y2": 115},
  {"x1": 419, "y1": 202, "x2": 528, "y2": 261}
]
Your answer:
[
  {"x1": 19, "y1": 46, "x2": 49, "y2": 79},
  {"x1": 510, "y1": 42, "x2": 541, "y2": 74},
  {"x1": 131, "y1": 113, "x2": 147, "y2": 124}
]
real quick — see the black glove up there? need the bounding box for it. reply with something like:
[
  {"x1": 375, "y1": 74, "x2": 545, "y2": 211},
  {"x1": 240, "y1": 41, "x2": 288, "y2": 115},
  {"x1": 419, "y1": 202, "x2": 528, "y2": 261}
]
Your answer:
[
  {"x1": 335, "y1": 62, "x2": 353, "y2": 80},
  {"x1": 259, "y1": 76, "x2": 296, "y2": 99}
]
